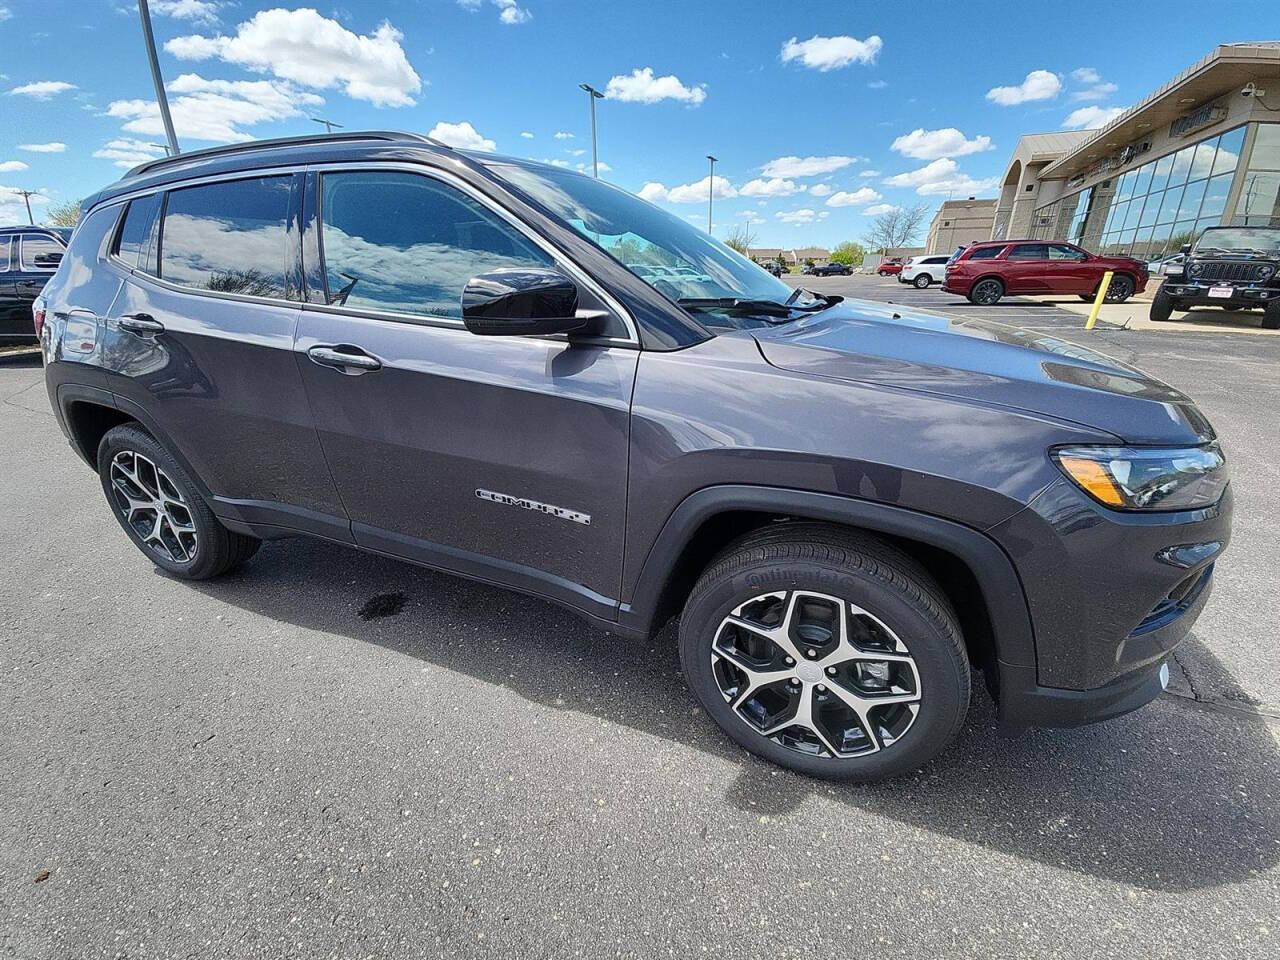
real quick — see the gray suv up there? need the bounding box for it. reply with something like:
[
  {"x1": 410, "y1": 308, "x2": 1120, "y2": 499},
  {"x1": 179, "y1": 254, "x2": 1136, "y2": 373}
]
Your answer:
[{"x1": 37, "y1": 132, "x2": 1232, "y2": 781}]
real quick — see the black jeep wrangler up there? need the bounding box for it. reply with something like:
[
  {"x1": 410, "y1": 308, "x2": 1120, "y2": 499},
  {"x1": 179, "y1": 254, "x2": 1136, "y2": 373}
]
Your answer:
[{"x1": 1151, "y1": 225, "x2": 1280, "y2": 328}]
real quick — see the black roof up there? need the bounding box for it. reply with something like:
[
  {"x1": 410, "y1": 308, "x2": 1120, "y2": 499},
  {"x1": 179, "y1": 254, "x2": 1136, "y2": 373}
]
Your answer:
[{"x1": 0, "y1": 225, "x2": 67, "y2": 236}]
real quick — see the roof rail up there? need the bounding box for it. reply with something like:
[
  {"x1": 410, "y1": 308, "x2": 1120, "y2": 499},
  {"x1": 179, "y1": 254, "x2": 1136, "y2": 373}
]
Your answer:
[{"x1": 123, "y1": 130, "x2": 448, "y2": 179}]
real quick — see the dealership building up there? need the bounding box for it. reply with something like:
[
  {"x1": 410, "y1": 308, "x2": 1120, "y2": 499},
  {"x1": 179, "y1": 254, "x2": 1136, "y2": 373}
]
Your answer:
[{"x1": 990, "y1": 42, "x2": 1280, "y2": 261}]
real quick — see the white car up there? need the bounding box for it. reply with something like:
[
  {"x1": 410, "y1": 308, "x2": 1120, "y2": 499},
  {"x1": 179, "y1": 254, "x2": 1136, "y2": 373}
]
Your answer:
[{"x1": 899, "y1": 254, "x2": 952, "y2": 288}]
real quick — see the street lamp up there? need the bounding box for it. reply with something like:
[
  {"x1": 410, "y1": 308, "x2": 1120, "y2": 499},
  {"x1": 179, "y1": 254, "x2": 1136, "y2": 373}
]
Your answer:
[
  {"x1": 579, "y1": 83, "x2": 604, "y2": 178},
  {"x1": 11, "y1": 189, "x2": 37, "y2": 225},
  {"x1": 137, "y1": 0, "x2": 180, "y2": 157},
  {"x1": 706, "y1": 155, "x2": 718, "y2": 234},
  {"x1": 312, "y1": 117, "x2": 344, "y2": 134}
]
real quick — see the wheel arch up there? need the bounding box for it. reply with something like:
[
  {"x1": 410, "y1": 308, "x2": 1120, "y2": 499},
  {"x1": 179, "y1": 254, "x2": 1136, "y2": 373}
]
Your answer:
[{"x1": 619, "y1": 485, "x2": 1036, "y2": 678}]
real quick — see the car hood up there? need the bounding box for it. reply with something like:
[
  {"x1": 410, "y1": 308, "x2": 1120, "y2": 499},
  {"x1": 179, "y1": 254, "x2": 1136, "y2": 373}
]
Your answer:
[{"x1": 751, "y1": 298, "x2": 1214, "y2": 445}]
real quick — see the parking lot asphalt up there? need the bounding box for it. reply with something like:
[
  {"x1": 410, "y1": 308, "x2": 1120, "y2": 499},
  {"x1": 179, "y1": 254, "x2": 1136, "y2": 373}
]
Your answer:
[{"x1": 2, "y1": 280, "x2": 1278, "y2": 959}]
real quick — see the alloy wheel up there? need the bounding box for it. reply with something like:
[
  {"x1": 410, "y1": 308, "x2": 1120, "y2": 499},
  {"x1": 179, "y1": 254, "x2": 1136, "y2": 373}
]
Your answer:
[
  {"x1": 108, "y1": 450, "x2": 198, "y2": 564},
  {"x1": 972, "y1": 280, "x2": 1002, "y2": 305},
  {"x1": 1104, "y1": 276, "x2": 1133, "y2": 302},
  {"x1": 710, "y1": 590, "x2": 922, "y2": 758}
]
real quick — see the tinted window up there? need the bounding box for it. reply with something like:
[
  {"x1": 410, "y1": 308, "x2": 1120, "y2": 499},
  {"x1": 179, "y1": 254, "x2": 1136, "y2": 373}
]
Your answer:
[
  {"x1": 1047, "y1": 244, "x2": 1086, "y2": 261},
  {"x1": 115, "y1": 194, "x2": 161, "y2": 269},
  {"x1": 1007, "y1": 244, "x2": 1048, "y2": 260},
  {"x1": 160, "y1": 176, "x2": 292, "y2": 298},
  {"x1": 926, "y1": 256, "x2": 948, "y2": 264},
  {"x1": 20, "y1": 234, "x2": 63, "y2": 270},
  {"x1": 967, "y1": 245, "x2": 1004, "y2": 260},
  {"x1": 319, "y1": 171, "x2": 552, "y2": 319},
  {"x1": 0, "y1": 236, "x2": 9, "y2": 271}
]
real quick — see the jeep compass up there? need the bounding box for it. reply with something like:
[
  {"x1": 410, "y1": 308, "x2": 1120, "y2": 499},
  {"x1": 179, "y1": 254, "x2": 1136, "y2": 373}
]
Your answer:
[{"x1": 36, "y1": 132, "x2": 1231, "y2": 781}]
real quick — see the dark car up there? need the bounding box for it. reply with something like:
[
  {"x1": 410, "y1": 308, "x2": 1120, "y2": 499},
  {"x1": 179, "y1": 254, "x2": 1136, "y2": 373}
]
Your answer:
[
  {"x1": 1, "y1": 225, "x2": 68, "y2": 343},
  {"x1": 36, "y1": 131, "x2": 1231, "y2": 782},
  {"x1": 942, "y1": 240, "x2": 1148, "y2": 306},
  {"x1": 809, "y1": 262, "x2": 852, "y2": 276},
  {"x1": 1151, "y1": 226, "x2": 1280, "y2": 328},
  {"x1": 761, "y1": 261, "x2": 786, "y2": 277}
]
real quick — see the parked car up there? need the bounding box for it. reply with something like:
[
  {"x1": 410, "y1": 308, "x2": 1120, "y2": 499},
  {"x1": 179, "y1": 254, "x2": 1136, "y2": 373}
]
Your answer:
[
  {"x1": 898, "y1": 254, "x2": 951, "y2": 289},
  {"x1": 1, "y1": 225, "x2": 68, "y2": 344},
  {"x1": 876, "y1": 259, "x2": 903, "y2": 277},
  {"x1": 1147, "y1": 252, "x2": 1185, "y2": 277},
  {"x1": 761, "y1": 261, "x2": 786, "y2": 277},
  {"x1": 38, "y1": 131, "x2": 1231, "y2": 781},
  {"x1": 942, "y1": 240, "x2": 1148, "y2": 306},
  {"x1": 1151, "y1": 226, "x2": 1280, "y2": 328},
  {"x1": 809, "y1": 262, "x2": 852, "y2": 277}
]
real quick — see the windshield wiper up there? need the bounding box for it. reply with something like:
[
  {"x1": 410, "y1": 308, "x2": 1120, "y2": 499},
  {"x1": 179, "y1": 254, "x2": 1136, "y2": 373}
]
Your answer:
[{"x1": 677, "y1": 297, "x2": 797, "y2": 317}]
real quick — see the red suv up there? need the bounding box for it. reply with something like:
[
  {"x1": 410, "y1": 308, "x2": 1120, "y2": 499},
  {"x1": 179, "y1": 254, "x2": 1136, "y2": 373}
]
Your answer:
[{"x1": 942, "y1": 240, "x2": 1148, "y2": 306}]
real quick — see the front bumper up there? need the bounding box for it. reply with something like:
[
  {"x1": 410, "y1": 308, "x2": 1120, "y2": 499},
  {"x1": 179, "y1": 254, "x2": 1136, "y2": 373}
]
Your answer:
[{"x1": 1163, "y1": 280, "x2": 1280, "y2": 307}]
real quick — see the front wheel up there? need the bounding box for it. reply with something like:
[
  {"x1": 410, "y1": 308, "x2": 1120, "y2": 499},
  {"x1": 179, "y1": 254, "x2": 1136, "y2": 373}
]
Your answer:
[
  {"x1": 678, "y1": 524, "x2": 970, "y2": 781},
  {"x1": 1149, "y1": 287, "x2": 1177, "y2": 322},
  {"x1": 968, "y1": 278, "x2": 1004, "y2": 306},
  {"x1": 98, "y1": 424, "x2": 260, "y2": 580},
  {"x1": 913, "y1": 274, "x2": 932, "y2": 288},
  {"x1": 878, "y1": 271, "x2": 889, "y2": 277},
  {"x1": 1103, "y1": 274, "x2": 1135, "y2": 303}
]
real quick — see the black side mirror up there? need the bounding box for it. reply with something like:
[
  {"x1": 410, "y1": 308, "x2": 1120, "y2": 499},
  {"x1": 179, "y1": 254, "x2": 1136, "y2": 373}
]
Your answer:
[
  {"x1": 462, "y1": 268, "x2": 588, "y2": 337},
  {"x1": 1180, "y1": 243, "x2": 1192, "y2": 255}
]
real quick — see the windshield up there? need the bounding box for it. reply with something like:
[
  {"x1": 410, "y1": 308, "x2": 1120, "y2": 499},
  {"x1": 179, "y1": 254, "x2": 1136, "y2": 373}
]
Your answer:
[
  {"x1": 1193, "y1": 227, "x2": 1280, "y2": 255},
  {"x1": 488, "y1": 161, "x2": 799, "y2": 321}
]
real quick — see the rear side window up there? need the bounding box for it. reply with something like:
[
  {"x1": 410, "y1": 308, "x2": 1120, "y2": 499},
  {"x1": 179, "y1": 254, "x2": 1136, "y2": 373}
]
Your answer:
[
  {"x1": 115, "y1": 194, "x2": 161, "y2": 270},
  {"x1": 926, "y1": 256, "x2": 948, "y2": 264},
  {"x1": 160, "y1": 176, "x2": 293, "y2": 298},
  {"x1": 21, "y1": 234, "x2": 64, "y2": 270},
  {"x1": 966, "y1": 246, "x2": 1004, "y2": 260},
  {"x1": 318, "y1": 171, "x2": 552, "y2": 320}
]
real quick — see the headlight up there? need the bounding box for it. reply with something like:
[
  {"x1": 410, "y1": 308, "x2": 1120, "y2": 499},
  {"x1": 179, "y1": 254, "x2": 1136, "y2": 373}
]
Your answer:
[
  {"x1": 1053, "y1": 442, "x2": 1227, "y2": 511},
  {"x1": 1255, "y1": 263, "x2": 1275, "y2": 281},
  {"x1": 1187, "y1": 261, "x2": 1203, "y2": 278}
]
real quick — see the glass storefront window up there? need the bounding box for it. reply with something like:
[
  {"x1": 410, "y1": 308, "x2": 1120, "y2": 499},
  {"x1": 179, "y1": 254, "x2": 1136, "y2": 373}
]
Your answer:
[
  {"x1": 1148, "y1": 153, "x2": 1174, "y2": 195},
  {"x1": 1138, "y1": 191, "x2": 1162, "y2": 228},
  {"x1": 1115, "y1": 171, "x2": 1134, "y2": 201},
  {"x1": 1236, "y1": 171, "x2": 1280, "y2": 225},
  {"x1": 1199, "y1": 173, "x2": 1232, "y2": 221},
  {"x1": 1131, "y1": 162, "x2": 1154, "y2": 197},
  {"x1": 1251, "y1": 123, "x2": 1280, "y2": 168},
  {"x1": 1156, "y1": 186, "x2": 1181, "y2": 224},
  {"x1": 1177, "y1": 178, "x2": 1207, "y2": 221},
  {"x1": 1213, "y1": 126, "x2": 1245, "y2": 177},
  {"x1": 1167, "y1": 144, "x2": 1196, "y2": 188},
  {"x1": 1170, "y1": 220, "x2": 1197, "y2": 251}
]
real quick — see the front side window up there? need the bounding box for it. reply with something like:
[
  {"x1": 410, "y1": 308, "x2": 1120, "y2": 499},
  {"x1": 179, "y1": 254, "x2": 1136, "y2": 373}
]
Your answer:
[
  {"x1": 159, "y1": 176, "x2": 292, "y2": 298},
  {"x1": 1047, "y1": 244, "x2": 1086, "y2": 261},
  {"x1": 0, "y1": 236, "x2": 9, "y2": 271},
  {"x1": 319, "y1": 171, "x2": 552, "y2": 319},
  {"x1": 1007, "y1": 243, "x2": 1048, "y2": 260},
  {"x1": 21, "y1": 234, "x2": 64, "y2": 271}
]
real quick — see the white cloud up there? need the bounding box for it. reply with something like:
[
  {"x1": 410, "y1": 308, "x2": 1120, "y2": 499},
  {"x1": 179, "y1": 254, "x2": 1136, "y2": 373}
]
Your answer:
[
  {"x1": 575, "y1": 161, "x2": 611, "y2": 174},
  {"x1": 520, "y1": 131, "x2": 534, "y2": 138},
  {"x1": 808, "y1": 183, "x2": 832, "y2": 197},
  {"x1": 9, "y1": 80, "x2": 77, "y2": 99},
  {"x1": 165, "y1": 9, "x2": 422, "y2": 107},
  {"x1": 604, "y1": 67, "x2": 705, "y2": 105},
  {"x1": 867, "y1": 79, "x2": 888, "y2": 90},
  {"x1": 780, "y1": 34, "x2": 882, "y2": 71},
  {"x1": 891, "y1": 127, "x2": 993, "y2": 160},
  {"x1": 0, "y1": 160, "x2": 29, "y2": 172},
  {"x1": 93, "y1": 138, "x2": 167, "y2": 168},
  {"x1": 1072, "y1": 82, "x2": 1117, "y2": 102},
  {"x1": 428, "y1": 120, "x2": 496, "y2": 151},
  {"x1": 18, "y1": 142, "x2": 66, "y2": 153},
  {"x1": 859, "y1": 170, "x2": 880, "y2": 178},
  {"x1": 1061, "y1": 105, "x2": 1125, "y2": 129},
  {"x1": 740, "y1": 177, "x2": 803, "y2": 197},
  {"x1": 761, "y1": 155, "x2": 856, "y2": 178},
  {"x1": 151, "y1": 0, "x2": 221, "y2": 24},
  {"x1": 0, "y1": 7, "x2": 12, "y2": 21},
  {"x1": 567, "y1": 148, "x2": 585, "y2": 157},
  {"x1": 554, "y1": 131, "x2": 574, "y2": 139},
  {"x1": 862, "y1": 203, "x2": 901, "y2": 216},
  {"x1": 457, "y1": 0, "x2": 531, "y2": 24},
  {"x1": 986, "y1": 69, "x2": 1061, "y2": 106},
  {"x1": 884, "y1": 157, "x2": 1000, "y2": 196},
  {"x1": 1071, "y1": 67, "x2": 1101, "y2": 85},
  {"x1": 776, "y1": 208, "x2": 817, "y2": 224},
  {"x1": 638, "y1": 175, "x2": 736, "y2": 204},
  {"x1": 826, "y1": 188, "x2": 882, "y2": 207},
  {"x1": 107, "y1": 73, "x2": 322, "y2": 143}
]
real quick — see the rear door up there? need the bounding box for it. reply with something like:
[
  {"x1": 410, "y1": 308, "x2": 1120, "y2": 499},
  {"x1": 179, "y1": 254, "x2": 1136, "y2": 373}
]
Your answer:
[
  {"x1": 294, "y1": 166, "x2": 638, "y2": 619},
  {"x1": 102, "y1": 174, "x2": 349, "y2": 539}
]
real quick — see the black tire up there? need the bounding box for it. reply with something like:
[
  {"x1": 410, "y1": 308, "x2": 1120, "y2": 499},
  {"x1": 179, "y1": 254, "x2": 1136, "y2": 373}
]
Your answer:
[
  {"x1": 967, "y1": 277, "x2": 1004, "y2": 306},
  {"x1": 1149, "y1": 287, "x2": 1177, "y2": 322},
  {"x1": 1103, "y1": 274, "x2": 1135, "y2": 303},
  {"x1": 97, "y1": 424, "x2": 260, "y2": 580},
  {"x1": 1078, "y1": 294, "x2": 1094, "y2": 302},
  {"x1": 678, "y1": 523, "x2": 970, "y2": 782},
  {"x1": 913, "y1": 273, "x2": 932, "y2": 289},
  {"x1": 878, "y1": 271, "x2": 889, "y2": 277},
  {"x1": 1222, "y1": 305, "x2": 1243, "y2": 312},
  {"x1": 1263, "y1": 301, "x2": 1280, "y2": 330}
]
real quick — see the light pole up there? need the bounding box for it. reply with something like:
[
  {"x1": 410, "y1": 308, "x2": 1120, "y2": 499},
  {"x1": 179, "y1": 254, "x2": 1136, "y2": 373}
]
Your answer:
[
  {"x1": 137, "y1": 0, "x2": 180, "y2": 157},
  {"x1": 312, "y1": 117, "x2": 344, "y2": 134},
  {"x1": 706, "y1": 155, "x2": 718, "y2": 234},
  {"x1": 579, "y1": 83, "x2": 604, "y2": 178},
  {"x1": 12, "y1": 189, "x2": 37, "y2": 225}
]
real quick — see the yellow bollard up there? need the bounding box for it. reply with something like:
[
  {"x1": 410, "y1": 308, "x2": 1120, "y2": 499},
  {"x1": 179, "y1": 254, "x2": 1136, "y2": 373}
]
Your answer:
[{"x1": 1085, "y1": 271, "x2": 1112, "y2": 330}]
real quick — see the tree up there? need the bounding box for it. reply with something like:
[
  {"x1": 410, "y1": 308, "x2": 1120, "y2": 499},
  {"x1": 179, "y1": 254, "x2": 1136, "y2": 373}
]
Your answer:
[
  {"x1": 863, "y1": 204, "x2": 929, "y2": 253},
  {"x1": 45, "y1": 199, "x2": 82, "y2": 227},
  {"x1": 829, "y1": 241, "x2": 866, "y2": 267},
  {"x1": 723, "y1": 222, "x2": 757, "y2": 255}
]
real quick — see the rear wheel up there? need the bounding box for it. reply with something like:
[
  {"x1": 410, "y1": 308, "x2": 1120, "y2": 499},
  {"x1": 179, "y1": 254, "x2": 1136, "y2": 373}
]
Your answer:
[
  {"x1": 968, "y1": 278, "x2": 1004, "y2": 306},
  {"x1": 97, "y1": 424, "x2": 260, "y2": 580},
  {"x1": 1222, "y1": 304, "x2": 1243, "y2": 312},
  {"x1": 878, "y1": 271, "x2": 890, "y2": 277},
  {"x1": 913, "y1": 273, "x2": 932, "y2": 288},
  {"x1": 1263, "y1": 300, "x2": 1280, "y2": 330},
  {"x1": 678, "y1": 524, "x2": 970, "y2": 781},
  {"x1": 1149, "y1": 287, "x2": 1178, "y2": 322},
  {"x1": 1103, "y1": 274, "x2": 1135, "y2": 303}
]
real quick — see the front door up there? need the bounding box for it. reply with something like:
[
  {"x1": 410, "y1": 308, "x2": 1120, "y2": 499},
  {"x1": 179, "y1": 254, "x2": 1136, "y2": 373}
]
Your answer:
[
  {"x1": 0, "y1": 235, "x2": 20, "y2": 339},
  {"x1": 9, "y1": 233, "x2": 61, "y2": 338},
  {"x1": 1047, "y1": 243, "x2": 1094, "y2": 294},
  {"x1": 1002, "y1": 243, "x2": 1051, "y2": 293},
  {"x1": 294, "y1": 168, "x2": 638, "y2": 619}
]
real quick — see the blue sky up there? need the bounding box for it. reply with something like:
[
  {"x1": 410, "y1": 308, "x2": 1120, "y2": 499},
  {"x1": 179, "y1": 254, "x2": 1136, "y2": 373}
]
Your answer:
[{"x1": 0, "y1": 1, "x2": 1269, "y2": 246}]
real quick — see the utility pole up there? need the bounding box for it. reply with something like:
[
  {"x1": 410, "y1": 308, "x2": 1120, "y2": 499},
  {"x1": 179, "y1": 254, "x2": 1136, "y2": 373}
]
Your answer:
[
  {"x1": 11, "y1": 190, "x2": 37, "y2": 225},
  {"x1": 312, "y1": 118, "x2": 344, "y2": 134},
  {"x1": 706, "y1": 155, "x2": 718, "y2": 234},
  {"x1": 137, "y1": 0, "x2": 180, "y2": 156},
  {"x1": 579, "y1": 83, "x2": 604, "y2": 178}
]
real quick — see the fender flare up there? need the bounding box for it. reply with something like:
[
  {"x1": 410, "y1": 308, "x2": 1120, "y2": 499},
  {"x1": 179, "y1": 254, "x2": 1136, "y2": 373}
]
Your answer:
[{"x1": 619, "y1": 484, "x2": 1036, "y2": 668}]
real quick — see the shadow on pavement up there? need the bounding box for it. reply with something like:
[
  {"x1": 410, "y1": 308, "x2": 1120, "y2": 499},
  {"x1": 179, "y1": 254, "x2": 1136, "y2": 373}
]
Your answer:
[{"x1": 187, "y1": 534, "x2": 1280, "y2": 894}]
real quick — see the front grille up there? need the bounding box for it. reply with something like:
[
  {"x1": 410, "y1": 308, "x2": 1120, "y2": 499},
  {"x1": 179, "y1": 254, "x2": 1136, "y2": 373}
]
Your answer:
[{"x1": 1192, "y1": 260, "x2": 1266, "y2": 282}]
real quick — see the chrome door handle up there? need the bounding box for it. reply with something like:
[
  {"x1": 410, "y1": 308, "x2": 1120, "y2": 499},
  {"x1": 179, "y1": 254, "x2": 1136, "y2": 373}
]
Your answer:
[
  {"x1": 117, "y1": 313, "x2": 165, "y2": 335},
  {"x1": 308, "y1": 345, "x2": 382, "y2": 373}
]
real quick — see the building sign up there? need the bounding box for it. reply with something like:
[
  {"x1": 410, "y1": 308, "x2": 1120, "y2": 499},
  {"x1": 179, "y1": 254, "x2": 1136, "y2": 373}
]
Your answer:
[{"x1": 1170, "y1": 101, "x2": 1228, "y2": 138}]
